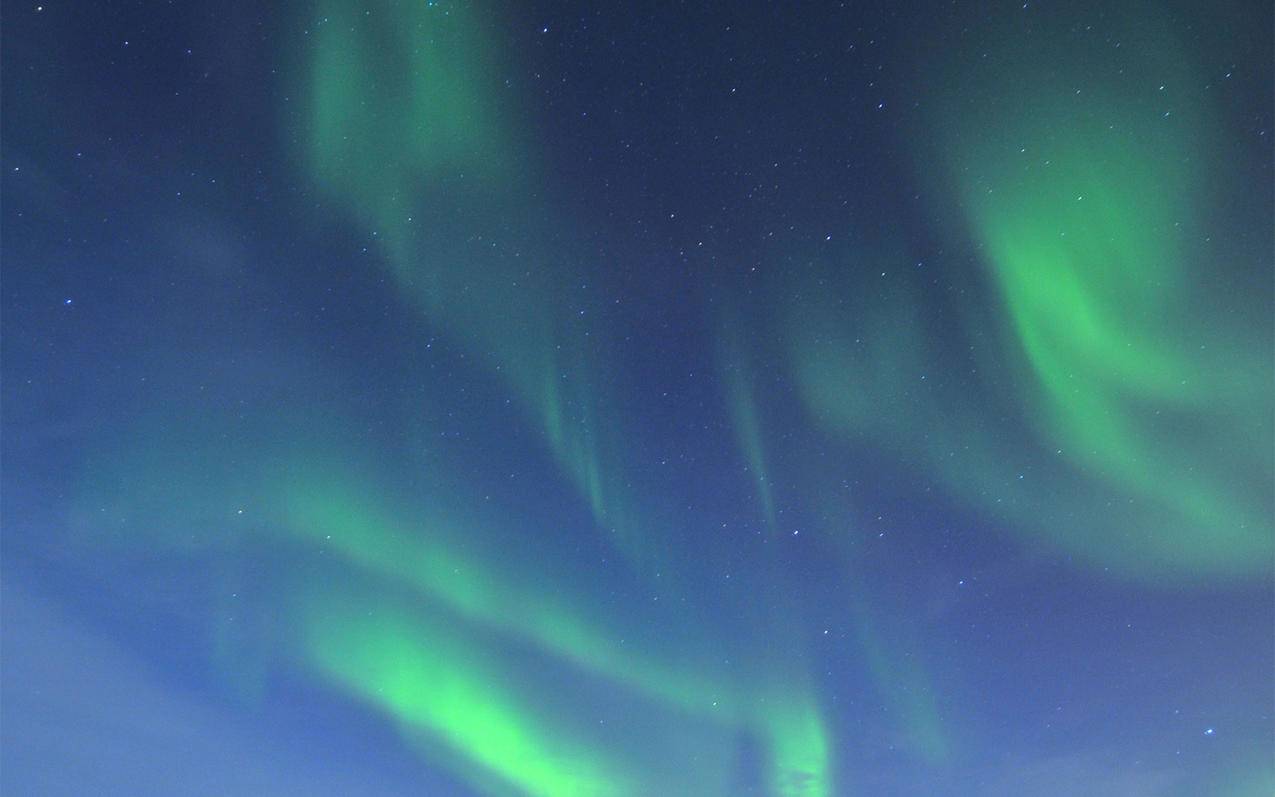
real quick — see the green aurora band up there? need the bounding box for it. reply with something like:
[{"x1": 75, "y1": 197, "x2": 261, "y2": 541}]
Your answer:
[{"x1": 283, "y1": 475, "x2": 834, "y2": 796}]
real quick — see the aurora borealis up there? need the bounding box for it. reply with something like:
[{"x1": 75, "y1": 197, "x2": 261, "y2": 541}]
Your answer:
[{"x1": 2, "y1": 1, "x2": 1272, "y2": 795}]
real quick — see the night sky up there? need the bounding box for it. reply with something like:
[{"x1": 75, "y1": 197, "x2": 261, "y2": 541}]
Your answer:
[{"x1": 3, "y1": 2, "x2": 1273, "y2": 796}]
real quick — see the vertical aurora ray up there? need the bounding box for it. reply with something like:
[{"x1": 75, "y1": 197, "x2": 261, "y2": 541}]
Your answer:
[
  {"x1": 717, "y1": 310, "x2": 778, "y2": 533},
  {"x1": 851, "y1": 609, "x2": 948, "y2": 767},
  {"x1": 307, "y1": 0, "x2": 508, "y2": 204}
]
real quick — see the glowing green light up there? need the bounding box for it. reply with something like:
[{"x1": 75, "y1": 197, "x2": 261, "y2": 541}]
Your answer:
[{"x1": 302, "y1": 592, "x2": 637, "y2": 797}]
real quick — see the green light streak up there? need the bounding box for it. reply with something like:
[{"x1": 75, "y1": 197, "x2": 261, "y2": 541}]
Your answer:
[{"x1": 302, "y1": 592, "x2": 636, "y2": 797}]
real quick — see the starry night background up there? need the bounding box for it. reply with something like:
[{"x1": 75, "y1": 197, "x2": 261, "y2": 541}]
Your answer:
[{"x1": 2, "y1": 1, "x2": 1273, "y2": 795}]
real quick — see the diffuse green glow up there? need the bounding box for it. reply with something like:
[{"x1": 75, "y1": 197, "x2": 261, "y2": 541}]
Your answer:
[
  {"x1": 788, "y1": 4, "x2": 1273, "y2": 580},
  {"x1": 790, "y1": 245, "x2": 1272, "y2": 578},
  {"x1": 939, "y1": 10, "x2": 1273, "y2": 574},
  {"x1": 1217, "y1": 761, "x2": 1275, "y2": 797}
]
